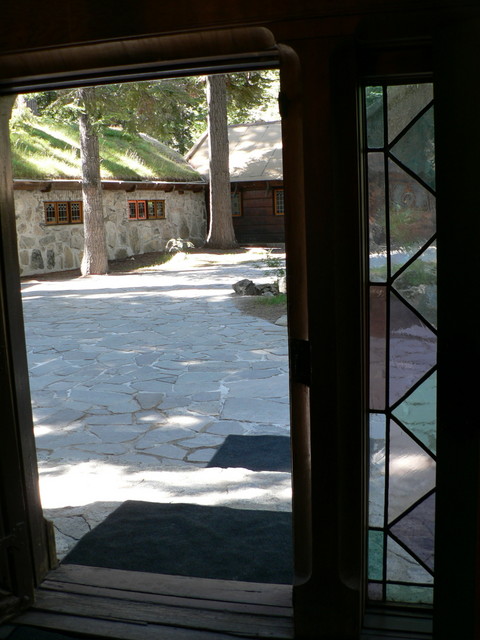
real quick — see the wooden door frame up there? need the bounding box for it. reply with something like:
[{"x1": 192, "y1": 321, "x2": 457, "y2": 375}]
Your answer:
[
  {"x1": 0, "y1": 24, "x2": 314, "y2": 628},
  {"x1": 0, "y1": 94, "x2": 50, "y2": 618},
  {"x1": 2, "y1": 11, "x2": 480, "y2": 638}
]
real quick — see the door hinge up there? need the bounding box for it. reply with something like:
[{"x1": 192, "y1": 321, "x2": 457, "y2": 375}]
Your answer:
[{"x1": 290, "y1": 338, "x2": 311, "y2": 386}]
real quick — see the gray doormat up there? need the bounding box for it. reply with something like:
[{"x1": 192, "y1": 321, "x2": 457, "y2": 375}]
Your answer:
[{"x1": 62, "y1": 500, "x2": 292, "y2": 584}]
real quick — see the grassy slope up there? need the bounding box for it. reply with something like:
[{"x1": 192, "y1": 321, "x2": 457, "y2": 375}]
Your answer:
[{"x1": 9, "y1": 115, "x2": 201, "y2": 182}]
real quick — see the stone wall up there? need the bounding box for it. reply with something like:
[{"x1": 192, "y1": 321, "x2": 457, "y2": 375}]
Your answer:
[{"x1": 14, "y1": 186, "x2": 207, "y2": 276}]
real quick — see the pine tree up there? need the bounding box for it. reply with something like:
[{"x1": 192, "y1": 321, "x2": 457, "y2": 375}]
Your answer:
[
  {"x1": 77, "y1": 87, "x2": 108, "y2": 275},
  {"x1": 204, "y1": 74, "x2": 237, "y2": 249}
]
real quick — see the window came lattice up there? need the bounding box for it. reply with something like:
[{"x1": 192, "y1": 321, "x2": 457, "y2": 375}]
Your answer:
[
  {"x1": 129, "y1": 200, "x2": 166, "y2": 220},
  {"x1": 274, "y1": 189, "x2": 285, "y2": 215},
  {"x1": 44, "y1": 201, "x2": 83, "y2": 225}
]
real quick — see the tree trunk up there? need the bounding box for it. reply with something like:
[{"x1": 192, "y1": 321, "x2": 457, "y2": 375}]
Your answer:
[
  {"x1": 77, "y1": 87, "x2": 109, "y2": 275},
  {"x1": 205, "y1": 75, "x2": 237, "y2": 249},
  {"x1": 16, "y1": 94, "x2": 39, "y2": 115}
]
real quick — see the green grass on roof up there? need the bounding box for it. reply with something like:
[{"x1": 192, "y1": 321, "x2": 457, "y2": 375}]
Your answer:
[{"x1": 9, "y1": 114, "x2": 201, "y2": 182}]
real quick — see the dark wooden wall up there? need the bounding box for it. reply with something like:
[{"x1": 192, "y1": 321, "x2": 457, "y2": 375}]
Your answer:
[
  {"x1": 0, "y1": 2, "x2": 479, "y2": 639},
  {"x1": 233, "y1": 181, "x2": 285, "y2": 244}
]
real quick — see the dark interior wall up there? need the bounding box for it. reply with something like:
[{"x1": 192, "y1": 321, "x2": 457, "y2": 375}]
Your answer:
[
  {"x1": 1, "y1": 2, "x2": 480, "y2": 638},
  {"x1": 0, "y1": 0, "x2": 438, "y2": 52}
]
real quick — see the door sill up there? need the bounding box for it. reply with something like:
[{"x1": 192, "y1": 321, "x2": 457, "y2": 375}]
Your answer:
[{"x1": 12, "y1": 563, "x2": 293, "y2": 639}]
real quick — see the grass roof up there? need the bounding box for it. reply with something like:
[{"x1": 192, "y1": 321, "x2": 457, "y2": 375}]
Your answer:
[{"x1": 9, "y1": 114, "x2": 202, "y2": 182}]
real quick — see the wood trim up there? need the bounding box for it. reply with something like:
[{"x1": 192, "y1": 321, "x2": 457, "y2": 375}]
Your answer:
[
  {"x1": 0, "y1": 96, "x2": 48, "y2": 601},
  {"x1": 14, "y1": 180, "x2": 206, "y2": 192},
  {"x1": 0, "y1": 28, "x2": 278, "y2": 93}
]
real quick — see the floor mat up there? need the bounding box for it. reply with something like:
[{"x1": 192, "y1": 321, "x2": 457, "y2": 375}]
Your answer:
[{"x1": 62, "y1": 500, "x2": 292, "y2": 584}]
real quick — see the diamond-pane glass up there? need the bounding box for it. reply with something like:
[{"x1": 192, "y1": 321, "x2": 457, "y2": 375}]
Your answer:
[
  {"x1": 368, "y1": 153, "x2": 387, "y2": 281},
  {"x1": 390, "y1": 106, "x2": 435, "y2": 190},
  {"x1": 386, "y1": 584, "x2": 434, "y2": 605},
  {"x1": 366, "y1": 86, "x2": 384, "y2": 148},
  {"x1": 370, "y1": 287, "x2": 387, "y2": 410},
  {"x1": 388, "y1": 160, "x2": 436, "y2": 275},
  {"x1": 389, "y1": 294, "x2": 436, "y2": 405},
  {"x1": 368, "y1": 530, "x2": 384, "y2": 580},
  {"x1": 388, "y1": 421, "x2": 435, "y2": 524},
  {"x1": 366, "y1": 83, "x2": 436, "y2": 605},
  {"x1": 387, "y1": 84, "x2": 434, "y2": 143},
  {"x1": 390, "y1": 493, "x2": 435, "y2": 570},
  {"x1": 387, "y1": 536, "x2": 433, "y2": 584},
  {"x1": 369, "y1": 414, "x2": 386, "y2": 527},
  {"x1": 393, "y1": 243, "x2": 437, "y2": 328},
  {"x1": 392, "y1": 372, "x2": 436, "y2": 454}
]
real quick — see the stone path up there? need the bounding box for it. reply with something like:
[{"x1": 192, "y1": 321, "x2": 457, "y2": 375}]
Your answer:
[{"x1": 21, "y1": 250, "x2": 291, "y2": 559}]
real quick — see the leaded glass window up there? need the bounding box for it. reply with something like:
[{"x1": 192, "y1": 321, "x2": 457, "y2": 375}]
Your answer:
[
  {"x1": 274, "y1": 188, "x2": 285, "y2": 215},
  {"x1": 365, "y1": 83, "x2": 436, "y2": 605},
  {"x1": 44, "y1": 201, "x2": 83, "y2": 225},
  {"x1": 231, "y1": 191, "x2": 242, "y2": 217}
]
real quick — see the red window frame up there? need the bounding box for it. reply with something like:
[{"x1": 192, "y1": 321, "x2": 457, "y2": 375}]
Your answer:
[
  {"x1": 129, "y1": 200, "x2": 166, "y2": 220},
  {"x1": 44, "y1": 201, "x2": 83, "y2": 225}
]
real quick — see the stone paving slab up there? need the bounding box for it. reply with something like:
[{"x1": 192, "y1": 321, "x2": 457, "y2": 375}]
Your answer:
[{"x1": 22, "y1": 250, "x2": 291, "y2": 560}]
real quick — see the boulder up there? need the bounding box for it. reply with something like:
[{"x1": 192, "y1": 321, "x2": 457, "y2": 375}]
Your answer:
[{"x1": 232, "y1": 279, "x2": 260, "y2": 296}]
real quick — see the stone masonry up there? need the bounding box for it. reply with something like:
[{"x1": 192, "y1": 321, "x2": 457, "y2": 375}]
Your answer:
[{"x1": 14, "y1": 184, "x2": 207, "y2": 276}]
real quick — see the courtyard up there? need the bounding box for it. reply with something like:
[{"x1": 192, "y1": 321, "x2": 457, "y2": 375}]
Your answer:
[{"x1": 20, "y1": 248, "x2": 291, "y2": 562}]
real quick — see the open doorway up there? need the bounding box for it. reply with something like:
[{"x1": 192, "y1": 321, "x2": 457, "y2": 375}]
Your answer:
[
  {"x1": 8, "y1": 68, "x2": 294, "y2": 633},
  {"x1": 12, "y1": 71, "x2": 291, "y2": 582}
]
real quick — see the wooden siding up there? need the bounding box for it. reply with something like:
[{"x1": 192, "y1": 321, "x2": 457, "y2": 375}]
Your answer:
[{"x1": 232, "y1": 182, "x2": 285, "y2": 244}]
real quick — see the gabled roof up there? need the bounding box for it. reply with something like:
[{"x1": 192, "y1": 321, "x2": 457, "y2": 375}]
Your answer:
[{"x1": 186, "y1": 121, "x2": 283, "y2": 183}]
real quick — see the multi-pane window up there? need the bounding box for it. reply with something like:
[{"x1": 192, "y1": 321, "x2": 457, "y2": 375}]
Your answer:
[
  {"x1": 231, "y1": 191, "x2": 242, "y2": 217},
  {"x1": 44, "y1": 201, "x2": 83, "y2": 225},
  {"x1": 147, "y1": 200, "x2": 166, "y2": 219},
  {"x1": 128, "y1": 200, "x2": 166, "y2": 220},
  {"x1": 365, "y1": 83, "x2": 436, "y2": 606},
  {"x1": 274, "y1": 188, "x2": 285, "y2": 215}
]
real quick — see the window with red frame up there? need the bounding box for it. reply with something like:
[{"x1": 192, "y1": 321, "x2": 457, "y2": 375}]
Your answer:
[
  {"x1": 128, "y1": 200, "x2": 166, "y2": 220},
  {"x1": 44, "y1": 201, "x2": 83, "y2": 225}
]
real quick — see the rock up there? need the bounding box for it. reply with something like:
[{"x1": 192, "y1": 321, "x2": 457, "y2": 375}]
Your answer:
[
  {"x1": 257, "y1": 283, "x2": 279, "y2": 296},
  {"x1": 232, "y1": 279, "x2": 260, "y2": 295},
  {"x1": 233, "y1": 280, "x2": 279, "y2": 297},
  {"x1": 278, "y1": 276, "x2": 287, "y2": 294},
  {"x1": 275, "y1": 314, "x2": 288, "y2": 326}
]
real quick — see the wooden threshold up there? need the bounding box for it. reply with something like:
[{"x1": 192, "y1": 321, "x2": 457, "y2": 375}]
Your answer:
[
  {"x1": 13, "y1": 564, "x2": 293, "y2": 640},
  {"x1": 362, "y1": 606, "x2": 433, "y2": 639}
]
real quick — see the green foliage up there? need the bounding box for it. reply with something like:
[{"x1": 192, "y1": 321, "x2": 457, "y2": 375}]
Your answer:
[
  {"x1": 370, "y1": 259, "x2": 436, "y2": 287},
  {"x1": 9, "y1": 111, "x2": 201, "y2": 181},
  {"x1": 22, "y1": 71, "x2": 279, "y2": 156},
  {"x1": 226, "y1": 70, "x2": 279, "y2": 124},
  {"x1": 263, "y1": 249, "x2": 286, "y2": 279},
  {"x1": 397, "y1": 259, "x2": 436, "y2": 287},
  {"x1": 255, "y1": 293, "x2": 287, "y2": 306},
  {"x1": 365, "y1": 86, "x2": 383, "y2": 110}
]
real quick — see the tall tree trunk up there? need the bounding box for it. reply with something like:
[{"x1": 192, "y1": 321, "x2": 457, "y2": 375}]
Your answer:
[
  {"x1": 77, "y1": 87, "x2": 108, "y2": 275},
  {"x1": 205, "y1": 75, "x2": 237, "y2": 249}
]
